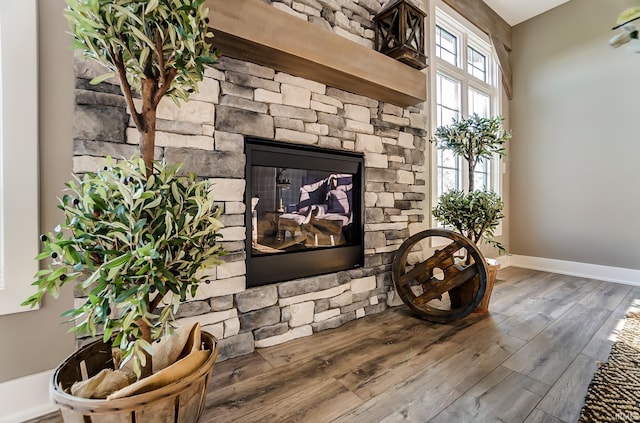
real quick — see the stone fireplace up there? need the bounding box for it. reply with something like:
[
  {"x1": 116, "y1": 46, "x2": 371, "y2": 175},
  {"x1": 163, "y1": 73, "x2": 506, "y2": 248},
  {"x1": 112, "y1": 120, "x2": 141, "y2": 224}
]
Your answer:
[{"x1": 72, "y1": 0, "x2": 428, "y2": 360}]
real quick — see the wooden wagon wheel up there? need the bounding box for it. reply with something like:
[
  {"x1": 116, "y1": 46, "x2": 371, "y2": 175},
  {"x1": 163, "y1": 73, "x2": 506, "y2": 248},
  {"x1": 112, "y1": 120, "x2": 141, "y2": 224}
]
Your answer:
[{"x1": 392, "y1": 229, "x2": 488, "y2": 323}]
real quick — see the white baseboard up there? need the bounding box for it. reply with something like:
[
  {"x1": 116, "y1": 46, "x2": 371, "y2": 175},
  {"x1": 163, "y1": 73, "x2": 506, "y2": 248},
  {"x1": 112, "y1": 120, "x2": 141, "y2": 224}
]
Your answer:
[
  {"x1": 0, "y1": 370, "x2": 57, "y2": 423},
  {"x1": 499, "y1": 254, "x2": 640, "y2": 287}
]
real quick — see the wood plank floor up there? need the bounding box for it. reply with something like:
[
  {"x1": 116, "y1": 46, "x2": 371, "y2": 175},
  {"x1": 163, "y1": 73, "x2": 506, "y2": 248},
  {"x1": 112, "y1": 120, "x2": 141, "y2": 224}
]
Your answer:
[{"x1": 28, "y1": 267, "x2": 640, "y2": 423}]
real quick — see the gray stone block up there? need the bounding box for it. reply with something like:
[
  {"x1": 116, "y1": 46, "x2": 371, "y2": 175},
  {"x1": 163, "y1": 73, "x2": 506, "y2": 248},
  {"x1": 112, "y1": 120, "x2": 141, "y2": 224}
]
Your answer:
[
  {"x1": 217, "y1": 332, "x2": 255, "y2": 362},
  {"x1": 239, "y1": 306, "x2": 281, "y2": 332},
  {"x1": 365, "y1": 231, "x2": 386, "y2": 249},
  {"x1": 236, "y1": 285, "x2": 278, "y2": 313},
  {"x1": 365, "y1": 208, "x2": 384, "y2": 224},
  {"x1": 214, "y1": 131, "x2": 244, "y2": 153},
  {"x1": 402, "y1": 192, "x2": 425, "y2": 201},
  {"x1": 388, "y1": 162, "x2": 412, "y2": 171},
  {"x1": 394, "y1": 200, "x2": 412, "y2": 210},
  {"x1": 377, "y1": 272, "x2": 393, "y2": 288},
  {"x1": 383, "y1": 229, "x2": 409, "y2": 242},
  {"x1": 405, "y1": 127, "x2": 428, "y2": 137},
  {"x1": 315, "y1": 298, "x2": 330, "y2": 313},
  {"x1": 156, "y1": 119, "x2": 202, "y2": 136},
  {"x1": 220, "y1": 81, "x2": 253, "y2": 100},
  {"x1": 215, "y1": 57, "x2": 275, "y2": 80},
  {"x1": 309, "y1": 15, "x2": 332, "y2": 31},
  {"x1": 386, "y1": 290, "x2": 405, "y2": 307},
  {"x1": 174, "y1": 300, "x2": 212, "y2": 318},
  {"x1": 365, "y1": 254, "x2": 383, "y2": 268},
  {"x1": 317, "y1": 112, "x2": 345, "y2": 128},
  {"x1": 274, "y1": 117, "x2": 305, "y2": 131},
  {"x1": 219, "y1": 241, "x2": 245, "y2": 252},
  {"x1": 295, "y1": 0, "x2": 323, "y2": 10},
  {"x1": 327, "y1": 128, "x2": 356, "y2": 140},
  {"x1": 281, "y1": 305, "x2": 291, "y2": 322},
  {"x1": 381, "y1": 103, "x2": 404, "y2": 117},
  {"x1": 253, "y1": 322, "x2": 289, "y2": 340},
  {"x1": 75, "y1": 89, "x2": 126, "y2": 108},
  {"x1": 215, "y1": 105, "x2": 275, "y2": 139},
  {"x1": 353, "y1": 287, "x2": 386, "y2": 302},
  {"x1": 76, "y1": 78, "x2": 121, "y2": 95},
  {"x1": 74, "y1": 104, "x2": 128, "y2": 143},
  {"x1": 164, "y1": 147, "x2": 245, "y2": 178},
  {"x1": 348, "y1": 268, "x2": 365, "y2": 280},
  {"x1": 278, "y1": 273, "x2": 339, "y2": 297},
  {"x1": 329, "y1": 291, "x2": 353, "y2": 308},
  {"x1": 351, "y1": 14, "x2": 375, "y2": 30},
  {"x1": 337, "y1": 271, "x2": 351, "y2": 284},
  {"x1": 319, "y1": 1, "x2": 340, "y2": 13},
  {"x1": 74, "y1": 139, "x2": 159, "y2": 160},
  {"x1": 220, "y1": 251, "x2": 246, "y2": 263},
  {"x1": 220, "y1": 95, "x2": 269, "y2": 114},
  {"x1": 219, "y1": 214, "x2": 244, "y2": 227},
  {"x1": 375, "y1": 127, "x2": 400, "y2": 138},
  {"x1": 340, "y1": 299, "x2": 369, "y2": 314},
  {"x1": 318, "y1": 136, "x2": 342, "y2": 149},
  {"x1": 227, "y1": 71, "x2": 280, "y2": 92},
  {"x1": 269, "y1": 104, "x2": 317, "y2": 122},
  {"x1": 326, "y1": 87, "x2": 378, "y2": 108},
  {"x1": 383, "y1": 144, "x2": 404, "y2": 157},
  {"x1": 311, "y1": 311, "x2": 355, "y2": 332},
  {"x1": 385, "y1": 183, "x2": 411, "y2": 193},
  {"x1": 209, "y1": 295, "x2": 234, "y2": 311},
  {"x1": 341, "y1": 1, "x2": 370, "y2": 19},
  {"x1": 366, "y1": 182, "x2": 386, "y2": 192},
  {"x1": 407, "y1": 149, "x2": 426, "y2": 165},
  {"x1": 365, "y1": 302, "x2": 387, "y2": 315},
  {"x1": 366, "y1": 168, "x2": 396, "y2": 183}
]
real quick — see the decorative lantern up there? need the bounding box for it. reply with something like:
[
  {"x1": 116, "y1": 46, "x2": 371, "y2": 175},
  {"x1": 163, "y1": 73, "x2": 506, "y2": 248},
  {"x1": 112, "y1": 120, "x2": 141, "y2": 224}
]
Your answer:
[{"x1": 373, "y1": 0, "x2": 427, "y2": 69}]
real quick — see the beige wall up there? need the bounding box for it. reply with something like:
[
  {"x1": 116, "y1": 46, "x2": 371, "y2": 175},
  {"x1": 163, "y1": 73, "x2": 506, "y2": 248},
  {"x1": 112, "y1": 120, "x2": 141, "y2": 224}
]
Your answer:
[
  {"x1": 510, "y1": 0, "x2": 640, "y2": 269},
  {"x1": 0, "y1": 0, "x2": 75, "y2": 383}
]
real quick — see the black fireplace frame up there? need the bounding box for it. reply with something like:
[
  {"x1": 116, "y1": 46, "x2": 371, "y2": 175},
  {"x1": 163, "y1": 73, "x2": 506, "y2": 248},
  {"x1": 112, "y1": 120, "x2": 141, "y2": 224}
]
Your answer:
[{"x1": 245, "y1": 138, "x2": 365, "y2": 287}]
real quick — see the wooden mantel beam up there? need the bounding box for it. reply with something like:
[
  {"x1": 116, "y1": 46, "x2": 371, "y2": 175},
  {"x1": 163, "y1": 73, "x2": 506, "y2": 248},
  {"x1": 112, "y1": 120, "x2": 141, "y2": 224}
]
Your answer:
[{"x1": 206, "y1": 0, "x2": 427, "y2": 107}]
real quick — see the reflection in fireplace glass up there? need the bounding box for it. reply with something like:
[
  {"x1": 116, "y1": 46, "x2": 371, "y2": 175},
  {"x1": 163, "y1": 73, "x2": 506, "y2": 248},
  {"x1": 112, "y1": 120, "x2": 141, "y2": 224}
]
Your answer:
[{"x1": 251, "y1": 166, "x2": 355, "y2": 255}]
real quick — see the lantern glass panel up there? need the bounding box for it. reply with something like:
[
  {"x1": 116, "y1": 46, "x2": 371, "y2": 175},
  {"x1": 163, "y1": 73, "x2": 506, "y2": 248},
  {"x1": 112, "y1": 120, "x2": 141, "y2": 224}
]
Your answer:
[
  {"x1": 407, "y1": 13, "x2": 422, "y2": 50},
  {"x1": 383, "y1": 12, "x2": 400, "y2": 49}
]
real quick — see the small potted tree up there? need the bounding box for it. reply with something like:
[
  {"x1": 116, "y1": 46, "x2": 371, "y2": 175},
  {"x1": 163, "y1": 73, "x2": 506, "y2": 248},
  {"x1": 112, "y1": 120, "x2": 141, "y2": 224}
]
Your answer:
[
  {"x1": 431, "y1": 114, "x2": 510, "y2": 312},
  {"x1": 22, "y1": 0, "x2": 224, "y2": 421}
]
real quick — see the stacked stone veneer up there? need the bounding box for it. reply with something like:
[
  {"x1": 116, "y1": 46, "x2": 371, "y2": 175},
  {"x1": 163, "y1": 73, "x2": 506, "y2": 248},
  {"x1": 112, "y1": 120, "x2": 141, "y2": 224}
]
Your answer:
[{"x1": 71, "y1": 0, "x2": 428, "y2": 360}]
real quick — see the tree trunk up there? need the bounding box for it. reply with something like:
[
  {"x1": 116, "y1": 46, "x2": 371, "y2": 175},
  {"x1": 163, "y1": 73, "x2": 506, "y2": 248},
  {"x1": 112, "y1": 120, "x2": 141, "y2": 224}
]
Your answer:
[
  {"x1": 138, "y1": 318, "x2": 153, "y2": 379},
  {"x1": 140, "y1": 78, "x2": 157, "y2": 178},
  {"x1": 468, "y1": 156, "x2": 475, "y2": 192},
  {"x1": 137, "y1": 77, "x2": 157, "y2": 378}
]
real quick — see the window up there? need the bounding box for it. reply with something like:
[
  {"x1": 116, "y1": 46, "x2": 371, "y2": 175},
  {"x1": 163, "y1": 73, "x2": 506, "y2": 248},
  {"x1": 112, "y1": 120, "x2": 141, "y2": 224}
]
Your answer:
[
  {"x1": 0, "y1": 0, "x2": 39, "y2": 315},
  {"x1": 430, "y1": 3, "x2": 502, "y2": 201}
]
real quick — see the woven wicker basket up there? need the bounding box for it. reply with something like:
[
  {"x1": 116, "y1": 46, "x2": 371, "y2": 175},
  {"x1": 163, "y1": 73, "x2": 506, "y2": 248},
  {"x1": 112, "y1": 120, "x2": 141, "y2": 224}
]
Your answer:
[{"x1": 51, "y1": 331, "x2": 219, "y2": 423}]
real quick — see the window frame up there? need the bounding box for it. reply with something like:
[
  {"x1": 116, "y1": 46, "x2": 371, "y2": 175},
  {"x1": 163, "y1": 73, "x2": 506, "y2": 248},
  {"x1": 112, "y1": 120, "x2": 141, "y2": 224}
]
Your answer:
[
  {"x1": 429, "y1": 1, "x2": 504, "y2": 237},
  {"x1": 0, "y1": 0, "x2": 39, "y2": 315}
]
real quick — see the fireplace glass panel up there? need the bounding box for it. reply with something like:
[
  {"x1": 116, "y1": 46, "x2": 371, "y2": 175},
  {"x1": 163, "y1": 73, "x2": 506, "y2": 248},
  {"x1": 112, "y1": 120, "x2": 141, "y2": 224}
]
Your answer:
[
  {"x1": 251, "y1": 167, "x2": 355, "y2": 255},
  {"x1": 245, "y1": 138, "x2": 364, "y2": 287}
]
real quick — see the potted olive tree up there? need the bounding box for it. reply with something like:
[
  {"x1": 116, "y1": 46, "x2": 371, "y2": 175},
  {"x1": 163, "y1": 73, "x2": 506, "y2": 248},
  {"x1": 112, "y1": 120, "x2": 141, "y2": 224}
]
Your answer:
[
  {"x1": 431, "y1": 114, "x2": 510, "y2": 312},
  {"x1": 22, "y1": 0, "x2": 224, "y2": 421}
]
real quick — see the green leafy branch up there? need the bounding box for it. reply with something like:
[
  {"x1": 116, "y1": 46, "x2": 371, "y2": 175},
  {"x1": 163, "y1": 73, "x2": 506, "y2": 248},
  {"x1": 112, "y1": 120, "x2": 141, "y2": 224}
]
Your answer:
[{"x1": 23, "y1": 157, "x2": 225, "y2": 377}]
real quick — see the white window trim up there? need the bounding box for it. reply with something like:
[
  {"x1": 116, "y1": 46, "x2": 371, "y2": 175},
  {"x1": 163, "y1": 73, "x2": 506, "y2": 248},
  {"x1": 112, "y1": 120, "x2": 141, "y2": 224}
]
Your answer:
[
  {"x1": 0, "y1": 0, "x2": 39, "y2": 315},
  {"x1": 429, "y1": 0, "x2": 504, "y2": 241}
]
